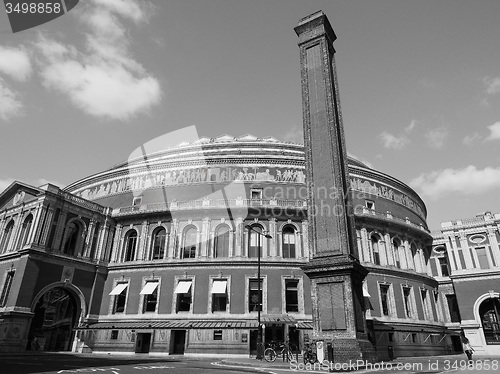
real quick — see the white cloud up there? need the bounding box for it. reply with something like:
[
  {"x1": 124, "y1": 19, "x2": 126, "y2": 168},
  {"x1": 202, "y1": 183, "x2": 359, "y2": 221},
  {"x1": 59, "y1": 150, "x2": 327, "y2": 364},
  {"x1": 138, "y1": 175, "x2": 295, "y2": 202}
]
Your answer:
[
  {"x1": 379, "y1": 132, "x2": 410, "y2": 150},
  {"x1": 463, "y1": 132, "x2": 483, "y2": 146},
  {"x1": 404, "y1": 119, "x2": 419, "y2": 133},
  {"x1": 0, "y1": 46, "x2": 32, "y2": 81},
  {"x1": 410, "y1": 165, "x2": 500, "y2": 200},
  {"x1": 483, "y1": 76, "x2": 500, "y2": 95},
  {"x1": 0, "y1": 78, "x2": 23, "y2": 121},
  {"x1": 425, "y1": 126, "x2": 448, "y2": 149},
  {"x1": 35, "y1": 0, "x2": 161, "y2": 121},
  {"x1": 283, "y1": 125, "x2": 303, "y2": 144},
  {"x1": 485, "y1": 122, "x2": 500, "y2": 141}
]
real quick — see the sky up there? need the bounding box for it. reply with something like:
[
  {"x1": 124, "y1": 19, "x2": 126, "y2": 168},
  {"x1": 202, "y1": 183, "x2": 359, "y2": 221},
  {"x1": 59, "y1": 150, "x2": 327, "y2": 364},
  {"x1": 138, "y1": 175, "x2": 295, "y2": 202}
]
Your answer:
[{"x1": 1, "y1": 0, "x2": 500, "y2": 231}]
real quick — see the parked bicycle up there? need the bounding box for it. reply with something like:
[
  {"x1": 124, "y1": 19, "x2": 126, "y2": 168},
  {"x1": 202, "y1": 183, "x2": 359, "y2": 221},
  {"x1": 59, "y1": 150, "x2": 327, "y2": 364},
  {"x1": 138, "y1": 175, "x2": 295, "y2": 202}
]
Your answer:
[
  {"x1": 264, "y1": 340, "x2": 294, "y2": 362},
  {"x1": 302, "y1": 341, "x2": 317, "y2": 364}
]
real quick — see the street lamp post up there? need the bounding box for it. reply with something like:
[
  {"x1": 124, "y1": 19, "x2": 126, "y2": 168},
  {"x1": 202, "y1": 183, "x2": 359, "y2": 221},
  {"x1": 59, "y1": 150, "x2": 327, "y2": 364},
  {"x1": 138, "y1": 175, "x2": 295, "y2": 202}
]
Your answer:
[{"x1": 246, "y1": 224, "x2": 272, "y2": 360}]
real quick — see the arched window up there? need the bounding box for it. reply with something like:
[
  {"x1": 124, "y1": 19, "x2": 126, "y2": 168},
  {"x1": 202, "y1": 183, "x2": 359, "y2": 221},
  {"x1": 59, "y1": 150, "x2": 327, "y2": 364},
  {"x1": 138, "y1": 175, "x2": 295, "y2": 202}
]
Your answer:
[
  {"x1": 371, "y1": 235, "x2": 381, "y2": 265},
  {"x1": 480, "y1": 297, "x2": 500, "y2": 345},
  {"x1": 123, "y1": 230, "x2": 138, "y2": 262},
  {"x1": 151, "y1": 227, "x2": 167, "y2": 260},
  {"x1": 248, "y1": 225, "x2": 263, "y2": 258},
  {"x1": 0, "y1": 220, "x2": 14, "y2": 254},
  {"x1": 17, "y1": 214, "x2": 33, "y2": 249},
  {"x1": 214, "y1": 226, "x2": 230, "y2": 258},
  {"x1": 63, "y1": 221, "x2": 82, "y2": 256},
  {"x1": 392, "y1": 238, "x2": 401, "y2": 268},
  {"x1": 181, "y1": 227, "x2": 197, "y2": 259},
  {"x1": 282, "y1": 226, "x2": 296, "y2": 259}
]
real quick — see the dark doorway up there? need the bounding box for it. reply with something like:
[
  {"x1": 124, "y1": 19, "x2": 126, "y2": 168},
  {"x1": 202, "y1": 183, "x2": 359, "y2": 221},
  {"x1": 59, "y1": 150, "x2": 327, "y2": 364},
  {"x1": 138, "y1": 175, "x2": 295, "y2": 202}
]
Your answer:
[
  {"x1": 264, "y1": 324, "x2": 284, "y2": 344},
  {"x1": 27, "y1": 287, "x2": 78, "y2": 351},
  {"x1": 288, "y1": 326, "x2": 300, "y2": 352},
  {"x1": 135, "y1": 333, "x2": 151, "y2": 353},
  {"x1": 451, "y1": 335, "x2": 463, "y2": 352},
  {"x1": 171, "y1": 330, "x2": 186, "y2": 354},
  {"x1": 249, "y1": 330, "x2": 258, "y2": 356}
]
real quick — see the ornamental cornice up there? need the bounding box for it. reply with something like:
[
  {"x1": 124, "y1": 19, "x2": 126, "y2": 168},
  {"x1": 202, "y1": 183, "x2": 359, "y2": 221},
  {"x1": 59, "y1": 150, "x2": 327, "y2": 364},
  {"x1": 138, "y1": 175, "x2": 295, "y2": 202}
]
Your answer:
[{"x1": 450, "y1": 269, "x2": 500, "y2": 281}]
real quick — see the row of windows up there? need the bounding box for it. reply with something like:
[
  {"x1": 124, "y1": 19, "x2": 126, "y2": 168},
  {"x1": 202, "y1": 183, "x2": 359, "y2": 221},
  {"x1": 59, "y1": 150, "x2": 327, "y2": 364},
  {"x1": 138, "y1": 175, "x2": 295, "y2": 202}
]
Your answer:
[
  {"x1": 368, "y1": 234, "x2": 428, "y2": 273},
  {"x1": 0, "y1": 215, "x2": 33, "y2": 254},
  {"x1": 121, "y1": 224, "x2": 299, "y2": 262},
  {"x1": 377, "y1": 283, "x2": 436, "y2": 321},
  {"x1": 109, "y1": 277, "x2": 301, "y2": 315}
]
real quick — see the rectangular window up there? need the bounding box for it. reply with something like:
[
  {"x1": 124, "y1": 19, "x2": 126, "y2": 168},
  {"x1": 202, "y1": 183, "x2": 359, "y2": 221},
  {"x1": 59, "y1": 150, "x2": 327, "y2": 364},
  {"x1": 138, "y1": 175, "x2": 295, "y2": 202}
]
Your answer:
[
  {"x1": 249, "y1": 279, "x2": 262, "y2": 312},
  {"x1": 140, "y1": 281, "x2": 159, "y2": 313},
  {"x1": 251, "y1": 189, "x2": 262, "y2": 200},
  {"x1": 175, "y1": 280, "x2": 192, "y2": 312},
  {"x1": 412, "y1": 333, "x2": 417, "y2": 343},
  {"x1": 446, "y1": 294, "x2": 461, "y2": 323},
  {"x1": 214, "y1": 330, "x2": 223, "y2": 340},
  {"x1": 438, "y1": 257, "x2": 450, "y2": 276},
  {"x1": 211, "y1": 280, "x2": 228, "y2": 312},
  {"x1": 380, "y1": 284, "x2": 390, "y2": 316},
  {"x1": 476, "y1": 247, "x2": 490, "y2": 269},
  {"x1": 403, "y1": 287, "x2": 412, "y2": 318},
  {"x1": 110, "y1": 330, "x2": 119, "y2": 340},
  {"x1": 388, "y1": 333, "x2": 394, "y2": 342},
  {"x1": 110, "y1": 282, "x2": 128, "y2": 314},
  {"x1": 285, "y1": 280, "x2": 299, "y2": 313},
  {"x1": 0, "y1": 270, "x2": 15, "y2": 307}
]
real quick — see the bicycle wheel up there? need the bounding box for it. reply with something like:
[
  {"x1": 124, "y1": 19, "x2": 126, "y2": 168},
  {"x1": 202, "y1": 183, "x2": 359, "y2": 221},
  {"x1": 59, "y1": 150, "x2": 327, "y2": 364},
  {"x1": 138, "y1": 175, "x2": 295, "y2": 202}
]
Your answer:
[
  {"x1": 264, "y1": 348, "x2": 277, "y2": 362},
  {"x1": 308, "y1": 352, "x2": 317, "y2": 364}
]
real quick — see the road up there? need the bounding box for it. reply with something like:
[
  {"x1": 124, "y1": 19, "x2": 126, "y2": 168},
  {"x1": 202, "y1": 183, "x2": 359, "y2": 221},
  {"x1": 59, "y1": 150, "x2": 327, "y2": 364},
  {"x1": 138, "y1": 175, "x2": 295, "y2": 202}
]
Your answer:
[
  {"x1": 2, "y1": 353, "x2": 499, "y2": 374},
  {"x1": 1, "y1": 354, "x2": 263, "y2": 374}
]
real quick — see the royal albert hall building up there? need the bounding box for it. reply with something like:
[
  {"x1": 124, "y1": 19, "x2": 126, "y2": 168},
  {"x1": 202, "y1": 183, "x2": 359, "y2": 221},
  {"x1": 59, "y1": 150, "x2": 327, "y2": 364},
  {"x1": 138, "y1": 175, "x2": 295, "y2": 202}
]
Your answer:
[{"x1": 0, "y1": 135, "x2": 459, "y2": 359}]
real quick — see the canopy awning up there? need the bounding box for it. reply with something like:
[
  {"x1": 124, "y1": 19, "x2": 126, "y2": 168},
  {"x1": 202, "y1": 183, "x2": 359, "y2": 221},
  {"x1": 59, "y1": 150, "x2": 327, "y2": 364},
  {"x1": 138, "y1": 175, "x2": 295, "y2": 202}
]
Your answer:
[
  {"x1": 260, "y1": 315, "x2": 296, "y2": 324},
  {"x1": 174, "y1": 280, "x2": 192, "y2": 294},
  {"x1": 211, "y1": 280, "x2": 227, "y2": 294},
  {"x1": 109, "y1": 283, "x2": 128, "y2": 296},
  {"x1": 296, "y1": 321, "x2": 314, "y2": 329},
  {"x1": 140, "y1": 282, "x2": 159, "y2": 295},
  {"x1": 77, "y1": 320, "x2": 259, "y2": 330}
]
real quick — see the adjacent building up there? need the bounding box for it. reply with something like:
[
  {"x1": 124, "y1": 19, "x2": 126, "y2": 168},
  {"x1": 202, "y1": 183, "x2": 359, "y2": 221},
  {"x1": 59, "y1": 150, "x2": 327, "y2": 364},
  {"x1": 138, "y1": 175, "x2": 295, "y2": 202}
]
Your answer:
[{"x1": 431, "y1": 212, "x2": 500, "y2": 356}]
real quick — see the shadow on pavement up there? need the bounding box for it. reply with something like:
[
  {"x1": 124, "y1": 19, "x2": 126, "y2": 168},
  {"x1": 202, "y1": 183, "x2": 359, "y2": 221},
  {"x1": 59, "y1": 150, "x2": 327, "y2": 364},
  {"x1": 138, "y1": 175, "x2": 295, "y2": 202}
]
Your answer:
[{"x1": 2, "y1": 352, "x2": 182, "y2": 374}]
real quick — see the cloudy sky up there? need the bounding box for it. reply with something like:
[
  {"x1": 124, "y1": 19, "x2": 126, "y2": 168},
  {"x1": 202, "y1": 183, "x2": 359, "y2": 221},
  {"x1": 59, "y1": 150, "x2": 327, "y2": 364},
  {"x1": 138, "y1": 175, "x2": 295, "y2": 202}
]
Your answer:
[{"x1": 1, "y1": 0, "x2": 499, "y2": 230}]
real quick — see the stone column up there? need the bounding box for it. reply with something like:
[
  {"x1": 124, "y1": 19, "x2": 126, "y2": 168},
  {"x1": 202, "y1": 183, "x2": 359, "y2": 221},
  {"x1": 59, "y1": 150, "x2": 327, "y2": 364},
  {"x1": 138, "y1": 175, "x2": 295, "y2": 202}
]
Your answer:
[
  {"x1": 167, "y1": 219, "x2": 179, "y2": 259},
  {"x1": 235, "y1": 217, "x2": 243, "y2": 257},
  {"x1": 487, "y1": 228, "x2": 500, "y2": 266},
  {"x1": 39, "y1": 207, "x2": 55, "y2": 247},
  {"x1": 138, "y1": 221, "x2": 149, "y2": 260},
  {"x1": 301, "y1": 220, "x2": 309, "y2": 259},
  {"x1": 52, "y1": 210, "x2": 68, "y2": 251},
  {"x1": 269, "y1": 218, "x2": 277, "y2": 258},
  {"x1": 83, "y1": 219, "x2": 96, "y2": 258},
  {"x1": 200, "y1": 218, "x2": 210, "y2": 258},
  {"x1": 459, "y1": 232, "x2": 474, "y2": 269},
  {"x1": 27, "y1": 204, "x2": 44, "y2": 246},
  {"x1": 111, "y1": 224, "x2": 123, "y2": 263},
  {"x1": 384, "y1": 233, "x2": 394, "y2": 266},
  {"x1": 360, "y1": 228, "x2": 371, "y2": 264}
]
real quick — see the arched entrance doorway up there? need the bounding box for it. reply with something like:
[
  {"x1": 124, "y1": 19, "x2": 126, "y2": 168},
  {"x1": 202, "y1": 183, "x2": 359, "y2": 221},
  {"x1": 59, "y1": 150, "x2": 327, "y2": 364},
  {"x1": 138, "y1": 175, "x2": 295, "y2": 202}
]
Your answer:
[
  {"x1": 27, "y1": 287, "x2": 78, "y2": 351},
  {"x1": 480, "y1": 297, "x2": 500, "y2": 345}
]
